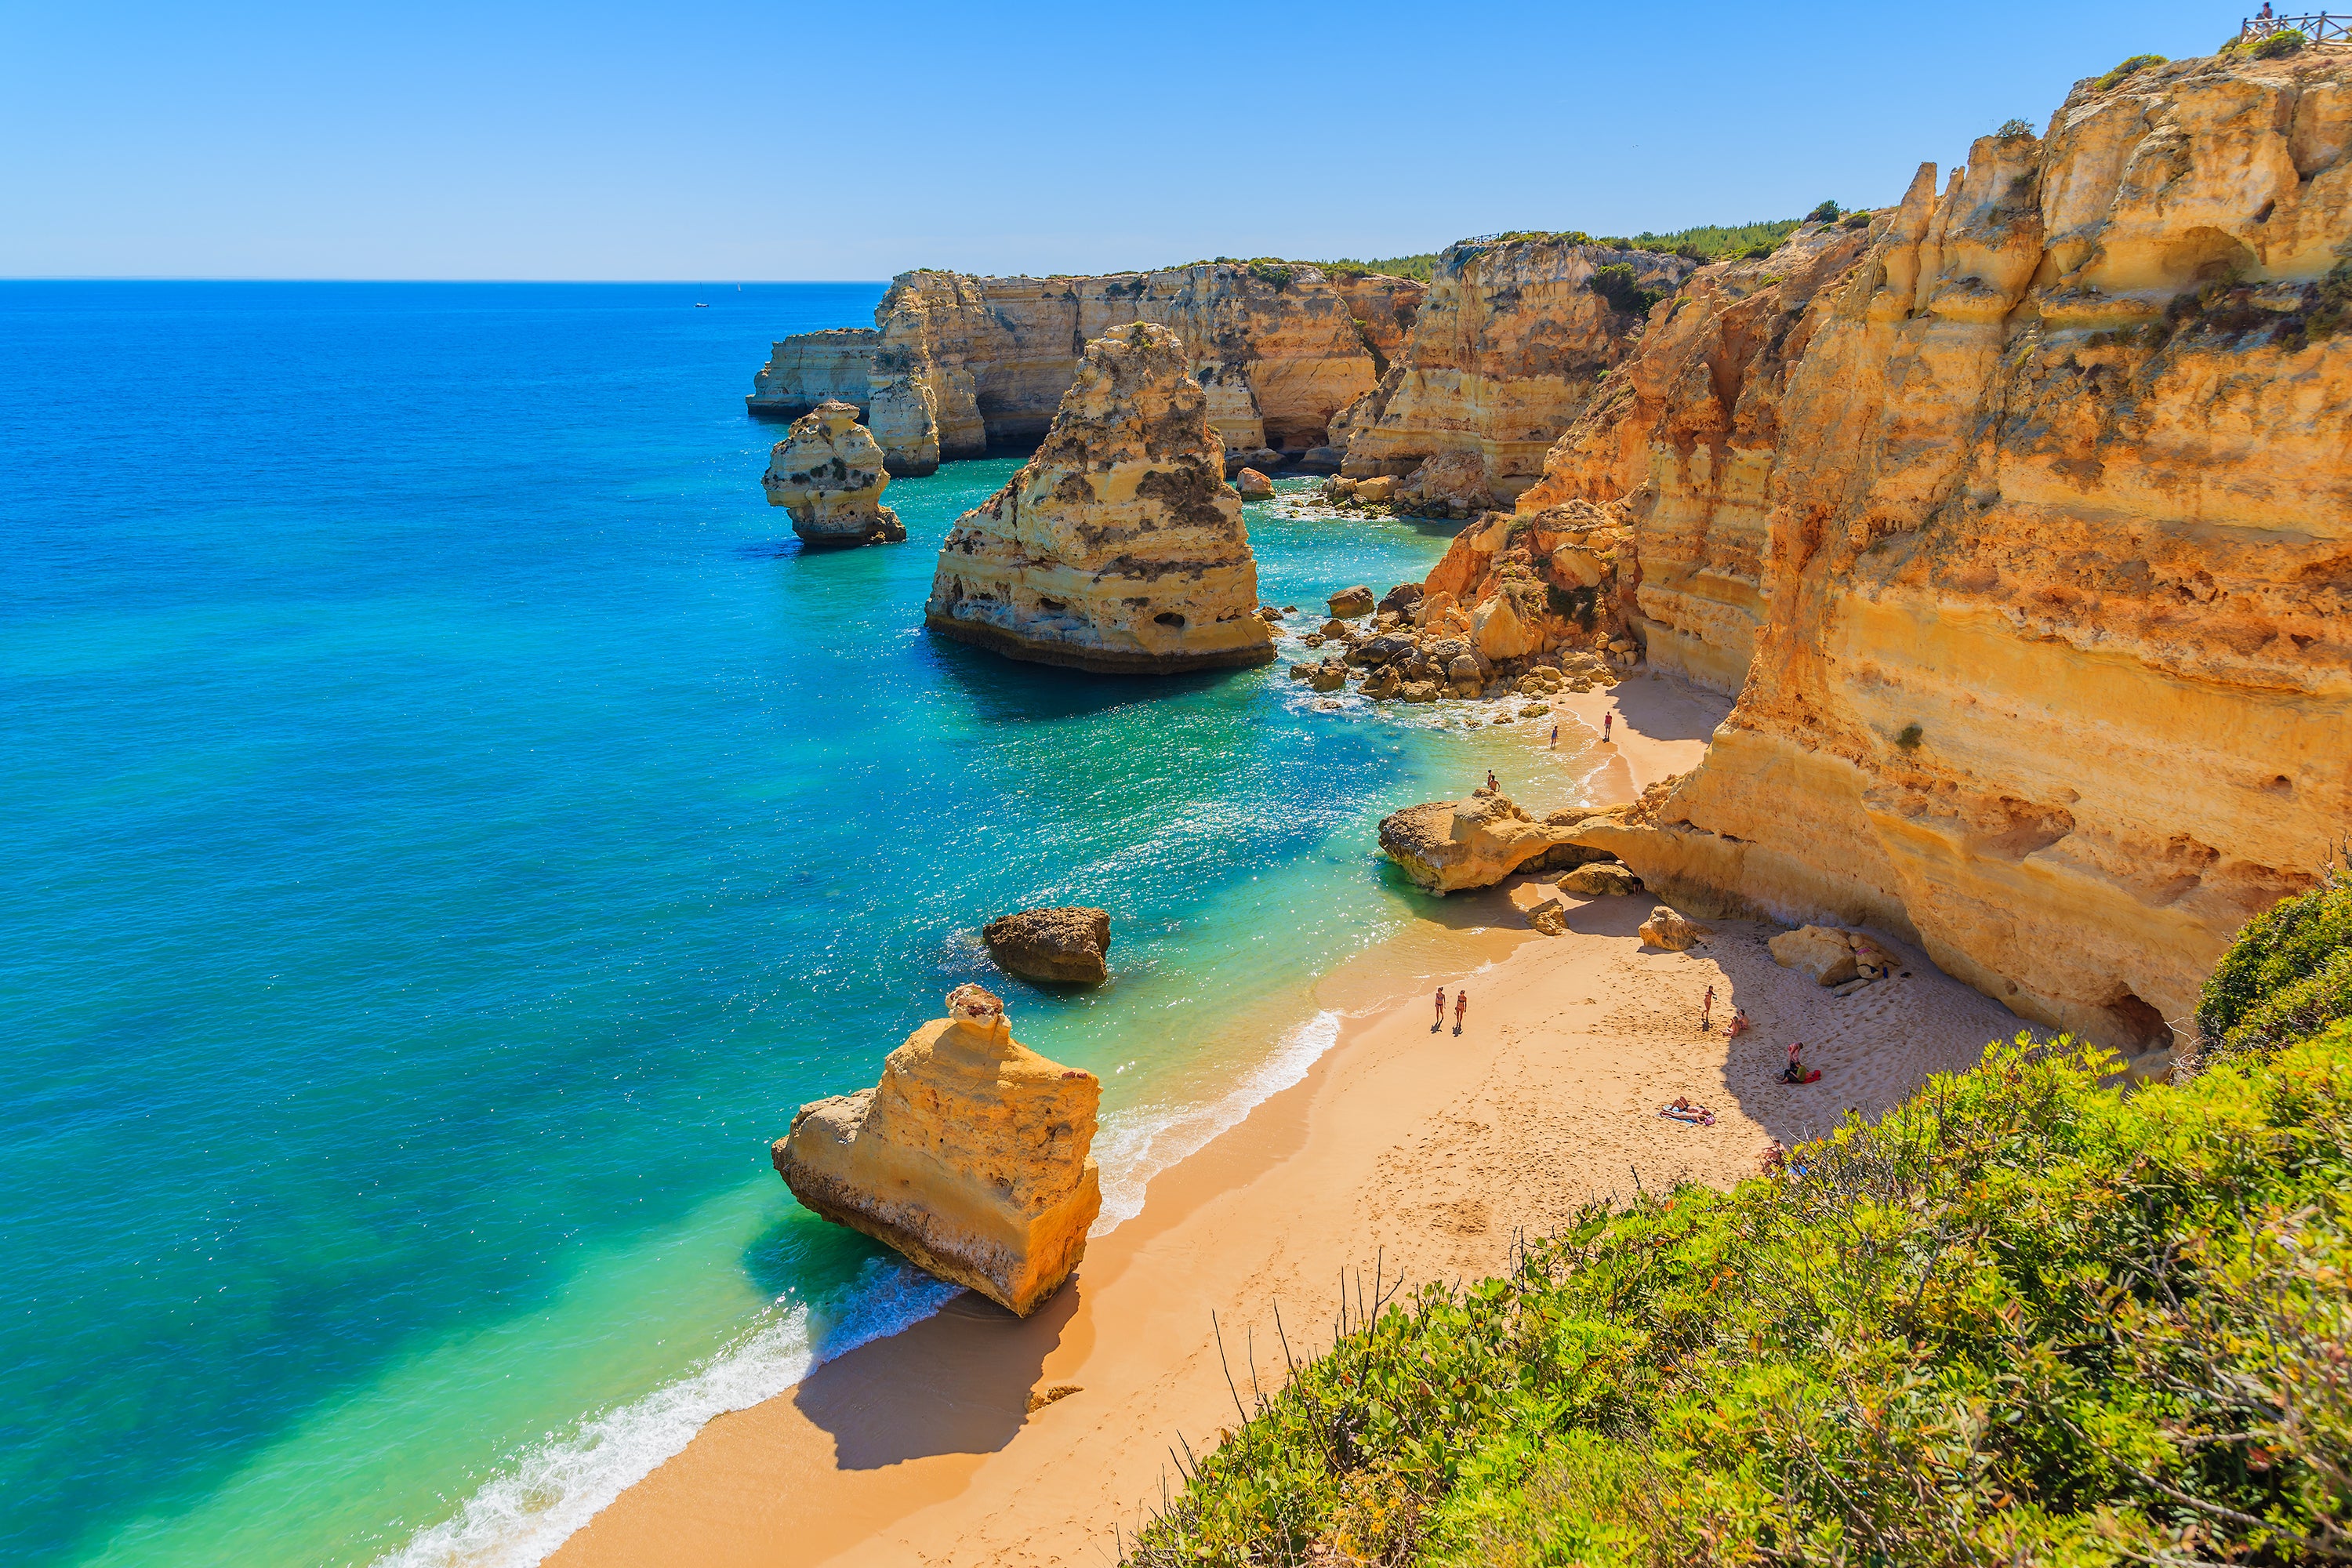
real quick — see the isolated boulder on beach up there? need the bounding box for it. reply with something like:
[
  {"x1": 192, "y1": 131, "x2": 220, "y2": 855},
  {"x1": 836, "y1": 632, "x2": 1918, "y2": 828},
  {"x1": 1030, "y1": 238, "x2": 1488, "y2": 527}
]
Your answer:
[
  {"x1": 983, "y1": 906, "x2": 1112, "y2": 985},
  {"x1": 1639, "y1": 906, "x2": 1714, "y2": 951},
  {"x1": 774, "y1": 985, "x2": 1101, "y2": 1316}
]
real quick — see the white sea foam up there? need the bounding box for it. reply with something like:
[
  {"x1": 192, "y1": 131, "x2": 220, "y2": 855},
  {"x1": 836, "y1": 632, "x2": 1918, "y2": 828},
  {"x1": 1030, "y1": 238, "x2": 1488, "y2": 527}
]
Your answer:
[
  {"x1": 383, "y1": 1011, "x2": 1345, "y2": 1567},
  {"x1": 1091, "y1": 1008, "x2": 1342, "y2": 1232},
  {"x1": 374, "y1": 1261, "x2": 959, "y2": 1568}
]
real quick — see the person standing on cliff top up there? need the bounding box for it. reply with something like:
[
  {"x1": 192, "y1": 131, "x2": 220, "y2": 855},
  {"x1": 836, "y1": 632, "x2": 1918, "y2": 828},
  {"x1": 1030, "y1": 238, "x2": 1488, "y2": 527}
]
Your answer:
[
  {"x1": 1454, "y1": 989, "x2": 1468, "y2": 1034},
  {"x1": 1432, "y1": 986, "x2": 1446, "y2": 1033}
]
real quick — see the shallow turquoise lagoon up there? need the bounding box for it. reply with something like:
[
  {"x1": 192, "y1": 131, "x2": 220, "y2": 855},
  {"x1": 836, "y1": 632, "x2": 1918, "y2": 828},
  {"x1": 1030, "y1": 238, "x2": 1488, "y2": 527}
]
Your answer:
[{"x1": 0, "y1": 282, "x2": 1583, "y2": 1566}]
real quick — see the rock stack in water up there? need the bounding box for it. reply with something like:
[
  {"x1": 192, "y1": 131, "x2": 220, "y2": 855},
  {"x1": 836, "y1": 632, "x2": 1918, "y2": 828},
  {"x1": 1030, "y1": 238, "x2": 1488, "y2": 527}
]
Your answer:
[
  {"x1": 983, "y1": 906, "x2": 1112, "y2": 985},
  {"x1": 760, "y1": 401, "x2": 907, "y2": 546},
  {"x1": 924, "y1": 322, "x2": 1276, "y2": 673},
  {"x1": 772, "y1": 985, "x2": 1100, "y2": 1316}
]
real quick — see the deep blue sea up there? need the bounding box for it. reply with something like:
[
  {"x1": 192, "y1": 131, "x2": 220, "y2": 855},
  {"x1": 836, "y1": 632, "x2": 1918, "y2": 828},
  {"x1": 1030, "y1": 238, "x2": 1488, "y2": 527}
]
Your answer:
[{"x1": 0, "y1": 282, "x2": 1592, "y2": 1566}]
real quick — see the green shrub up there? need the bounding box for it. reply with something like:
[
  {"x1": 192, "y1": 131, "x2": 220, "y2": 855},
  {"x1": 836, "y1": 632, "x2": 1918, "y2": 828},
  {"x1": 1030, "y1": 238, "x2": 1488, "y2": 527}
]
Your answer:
[
  {"x1": 1740, "y1": 244, "x2": 1775, "y2": 260},
  {"x1": 2198, "y1": 876, "x2": 2352, "y2": 1047},
  {"x1": 1129, "y1": 1018, "x2": 2352, "y2": 1567},
  {"x1": 1894, "y1": 722, "x2": 1922, "y2": 750},
  {"x1": 2227, "y1": 946, "x2": 2352, "y2": 1054},
  {"x1": 1994, "y1": 116, "x2": 2036, "y2": 138},
  {"x1": 2258, "y1": 26, "x2": 2308, "y2": 56},
  {"x1": 1586, "y1": 263, "x2": 1661, "y2": 317},
  {"x1": 2095, "y1": 53, "x2": 2166, "y2": 89},
  {"x1": 1129, "y1": 880, "x2": 2352, "y2": 1568},
  {"x1": 1805, "y1": 199, "x2": 1842, "y2": 223}
]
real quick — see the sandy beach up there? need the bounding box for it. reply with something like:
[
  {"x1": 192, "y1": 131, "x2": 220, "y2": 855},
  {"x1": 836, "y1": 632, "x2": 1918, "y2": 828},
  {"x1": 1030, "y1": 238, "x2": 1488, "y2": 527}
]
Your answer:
[{"x1": 550, "y1": 675, "x2": 2025, "y2": 1568}]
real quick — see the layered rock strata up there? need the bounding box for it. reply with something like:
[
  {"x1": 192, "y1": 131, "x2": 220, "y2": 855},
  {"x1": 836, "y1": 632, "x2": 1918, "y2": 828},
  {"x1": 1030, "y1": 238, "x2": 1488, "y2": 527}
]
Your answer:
[
  {"x1": 1340, "y1": 238, "x2": 1695, "y2": 506},
  {"x1": 753, "y1": 264, "x2": 1426, "y2": 474},
  {"x1": 760, "y1": 401, "x2": 906, "y2": 545},
  {"x1": 746, "y1": 328, "x2": 877, "y2": 419},
  {"x1": 1548, "y1": 50, "x2": 2352, "y2": 1052},
  {"x1": 924, "y1": 322, "x2": 1277, "y2": 673},
  {"x1": 982, "y1": 906, "x2": 1112, "y2": 985},
  {"x1": 773, "y1": 985, "x2": 1100, "y2": 1316}
]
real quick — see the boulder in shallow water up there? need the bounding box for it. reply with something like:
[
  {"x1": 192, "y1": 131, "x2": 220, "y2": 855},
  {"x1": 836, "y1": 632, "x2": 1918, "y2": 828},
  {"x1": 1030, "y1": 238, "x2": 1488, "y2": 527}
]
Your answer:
[
  {"x1": 1327, "y1": 585, "x2": 1376, "y2": 618},
  {"x1": 773, "y1": 985, "x2": 1101, "y2": 1316},
  {"x1": 983, "y1": 906, "x2": 1112, "y2": 985},
  {"x1": 1235, "y1": 466, "x2": 1276, "y2": 499}
]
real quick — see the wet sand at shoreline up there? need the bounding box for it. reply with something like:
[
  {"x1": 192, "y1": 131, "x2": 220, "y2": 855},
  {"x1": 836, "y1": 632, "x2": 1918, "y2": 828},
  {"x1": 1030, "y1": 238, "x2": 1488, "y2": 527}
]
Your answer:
[{"x1": 550, "y1": 673, "x2": 2019, "y2": 1568}]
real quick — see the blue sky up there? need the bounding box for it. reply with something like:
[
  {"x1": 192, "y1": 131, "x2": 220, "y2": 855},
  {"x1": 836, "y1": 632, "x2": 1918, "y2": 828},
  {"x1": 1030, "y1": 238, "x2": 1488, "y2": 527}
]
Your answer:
[{"x1": 1, "y1": 0, "x2": 2255, "y2": 279}]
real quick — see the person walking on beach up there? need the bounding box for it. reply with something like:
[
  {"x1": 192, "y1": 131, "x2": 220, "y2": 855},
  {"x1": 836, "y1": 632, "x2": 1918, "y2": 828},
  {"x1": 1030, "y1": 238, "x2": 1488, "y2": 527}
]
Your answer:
[
  {"x1": 1453, "y1": 989, "x2": 1468, "y2": 1034},
  {"x1": 1603, "y1": 711, "x2": 1613, "y2": 742},
  {"x1": 1432, "y1": 985, "x2": 1446, "y2": 1033},
  {"x1": 1550, "y1": 721, "x2": 1559, "y2": 749},
  {"x1": 1701, "y1": 985, "x2": 1715, "y2": 1032}
]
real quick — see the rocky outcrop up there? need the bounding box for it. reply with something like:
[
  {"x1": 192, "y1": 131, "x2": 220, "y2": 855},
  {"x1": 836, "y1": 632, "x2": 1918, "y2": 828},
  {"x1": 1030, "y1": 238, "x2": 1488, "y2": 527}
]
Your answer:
[
  {"x1": 1378, "y1": 789, "x2": 1595, "y2": 894},
  {"x1": 1639, "y1": 906, "x2": 1712, "y2": 950},
  {"x1": 1559, "y1": 862, "x2": 1641, "y2": 897},
  {"x1": 760, "y1": 401, "x2": 906, "y2": 545},
  {"x1": 924, "y1": 322, "x2": 1277, "y2": 673},
  {"x1": 773, "y1": 985, "x2": 1100, "y2": 1316},
  {"x1": 1769, "y1": 926, "x2": 1863, "y2": 986},
  {"x1": 983, "y1": 907, "x2": 1112, "y2": 985},
  {"x1": 1542, "y1": 50, "x2": 2352, "y2": 1052},
  {"x1": 747, "y1": 328, "x2": 877, "y2": 419},
  {"x1": 1340, "y1": 238, "x2": 1696, "y2": 506},
  {"x1": 753, "y1": 264, "x2": 1426, "y2": 473},
  {"x1": 1235, "y1": 467, "x2": 1275, "y2": 499}
]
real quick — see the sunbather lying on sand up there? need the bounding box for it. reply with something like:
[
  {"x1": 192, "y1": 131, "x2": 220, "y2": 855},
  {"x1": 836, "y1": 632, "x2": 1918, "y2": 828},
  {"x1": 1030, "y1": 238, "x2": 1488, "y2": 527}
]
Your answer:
[{"x1": 1658, "y1": 1095, "x2": 1717, "y2": 1126}]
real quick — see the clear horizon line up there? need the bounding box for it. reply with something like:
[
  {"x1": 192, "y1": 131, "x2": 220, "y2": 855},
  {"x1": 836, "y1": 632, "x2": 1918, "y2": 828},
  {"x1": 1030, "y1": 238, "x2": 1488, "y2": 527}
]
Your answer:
[{"x1": 0, "y1": 275, "x2": 895, "y2": 285}]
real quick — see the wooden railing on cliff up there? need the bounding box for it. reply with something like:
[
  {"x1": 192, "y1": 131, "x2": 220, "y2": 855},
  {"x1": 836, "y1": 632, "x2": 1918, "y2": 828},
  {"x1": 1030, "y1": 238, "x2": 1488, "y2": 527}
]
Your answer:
[{"x1": 2240, "y1": 12, "x2": 2352, "y2": 45}]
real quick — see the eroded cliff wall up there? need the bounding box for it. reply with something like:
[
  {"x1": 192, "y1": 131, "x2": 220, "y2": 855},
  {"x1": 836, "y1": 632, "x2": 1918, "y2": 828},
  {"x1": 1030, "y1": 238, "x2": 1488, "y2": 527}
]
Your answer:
[
  {"x1": 753, "y1": 264, "x2": 1425, "y2": 474},
  {"x1": 1548, "y1": 49, "x2": 2352, "y2": 1054},
  {"x1": 1341, "y1": 238, "x2": 1696, "y2": 503}
]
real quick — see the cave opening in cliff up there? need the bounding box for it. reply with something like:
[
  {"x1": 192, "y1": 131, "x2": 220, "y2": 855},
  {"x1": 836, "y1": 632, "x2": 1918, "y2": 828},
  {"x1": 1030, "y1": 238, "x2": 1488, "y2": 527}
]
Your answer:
[
  {"x1": 1153, "y1": 612, "x2": 1187, "y2": 629},
  {"x1": 2110, "y1": 990, "x2": 2175, "y2": 1053}
]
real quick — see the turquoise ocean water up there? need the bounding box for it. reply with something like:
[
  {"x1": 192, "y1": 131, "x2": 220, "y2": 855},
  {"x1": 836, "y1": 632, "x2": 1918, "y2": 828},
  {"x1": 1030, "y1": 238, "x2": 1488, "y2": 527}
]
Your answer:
[{"x1": 1, "y1": 283, "x2": 1592, "y2": 1566}]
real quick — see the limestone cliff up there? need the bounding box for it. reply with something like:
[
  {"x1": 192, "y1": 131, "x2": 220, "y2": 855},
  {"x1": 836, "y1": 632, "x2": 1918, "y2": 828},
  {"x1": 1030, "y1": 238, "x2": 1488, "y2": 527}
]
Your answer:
[
  {"x1": 760, "y1": 401, "x2": 906, "y2": 545},
  {"x1": 775, "y1": 985, "x2": 1099, "y2": 1316},
  {"x1": 924, "y1": 322, "x2": 1277, "y2": 673},
  {"x1": 1544, "y1": 49, "x2": 2352, "y2": 1054},
  {"x1": 752, "y1": 264, "x2": 1425, "y2": 472},
  {"x1": 1340, "y1": 238, "x2": 1696, "y2": 507},
  {"x1": 746, "y1": 328, "x2": 877, "y2": 419}
]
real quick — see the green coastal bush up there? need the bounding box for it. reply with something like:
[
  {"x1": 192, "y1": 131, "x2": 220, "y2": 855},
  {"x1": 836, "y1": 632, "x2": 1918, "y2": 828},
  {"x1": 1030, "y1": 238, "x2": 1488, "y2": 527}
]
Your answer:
[
  {"x1": 1128, "y1": 884, "x2": 2352, "y2": 1566},
  {"x1": 1586, "y1": 263, "x2": 1662, "y2": 318},
  {"x1": 2198, "y1": 874, "x2": 2352, "y2": 1052},
  {"x1": 2096, "y1": 53, "x2": 2166, "y2": 89}
]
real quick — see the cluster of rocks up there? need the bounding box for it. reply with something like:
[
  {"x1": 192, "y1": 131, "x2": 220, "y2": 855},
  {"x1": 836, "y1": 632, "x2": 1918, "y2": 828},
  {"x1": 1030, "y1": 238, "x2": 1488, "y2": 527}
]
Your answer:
[
  {"x1": 1287, "y1": 575, "x2": 1625, "y2": 706},
  {"x1": 1377, "y1": 789, "x2": 1624, "y2": 894}
]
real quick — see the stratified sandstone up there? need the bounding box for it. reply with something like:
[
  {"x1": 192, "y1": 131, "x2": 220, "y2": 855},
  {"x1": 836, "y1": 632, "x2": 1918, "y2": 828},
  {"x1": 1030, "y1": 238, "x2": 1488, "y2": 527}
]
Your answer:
[
  {"x1": 1341, "y1": 238, "x2": 1695, "y2": 506},
  {"x1": 746, "y1": 328, "x2": 877, "y2": 419},
  {"x1": 1548, "y1": 49, "x2": 2352, "y2": 1053},
  {"x1": 924, "y1": 322, "x2": 1277, "y2": 673},
  {"x1": 760, "y1": 401, "x2": 906, "y2": 545},
  {"x1": 774, "y1": 985, "x2": 1100, "y2": 1316},
  {"x1": 1378, "y1": 790, "x2": 1589, "y2": 894},
  {"x1": 753, "y1": 263, "x2": 1426, "y2": 473},
  {"x1": 983, "y1": 906, "x2": 1112, "y2": 985}
]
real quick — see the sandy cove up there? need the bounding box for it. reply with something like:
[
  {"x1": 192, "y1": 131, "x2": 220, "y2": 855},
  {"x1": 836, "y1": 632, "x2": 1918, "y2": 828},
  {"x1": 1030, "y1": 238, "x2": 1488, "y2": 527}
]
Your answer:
[{"x1": 551, "y1": 677, "x2": 2027, "y2": 1568}]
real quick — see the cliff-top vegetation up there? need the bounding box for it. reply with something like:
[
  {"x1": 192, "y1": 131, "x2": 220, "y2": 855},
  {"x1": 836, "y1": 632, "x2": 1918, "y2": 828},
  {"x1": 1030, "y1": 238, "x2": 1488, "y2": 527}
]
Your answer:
[
  {"x1": 1316, "y1": 220, "x2": 1810, "y2": 282},
  {"x1": 1127, "y1": 871, "x2": 2352, "y2": 1566}
]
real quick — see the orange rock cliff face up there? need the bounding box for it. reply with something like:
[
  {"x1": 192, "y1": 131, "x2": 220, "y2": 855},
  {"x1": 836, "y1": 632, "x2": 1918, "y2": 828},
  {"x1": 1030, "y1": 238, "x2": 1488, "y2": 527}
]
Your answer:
[
  {"x1": 1539, "y1": 49, "x2": 2352, "y2": 1058},
  {"x1": 1338, "y1": 237, "x2": 1697, "y2": 506},
  {"x1": 750, "y1": 264, "x2": 1425, "y2": 474}
]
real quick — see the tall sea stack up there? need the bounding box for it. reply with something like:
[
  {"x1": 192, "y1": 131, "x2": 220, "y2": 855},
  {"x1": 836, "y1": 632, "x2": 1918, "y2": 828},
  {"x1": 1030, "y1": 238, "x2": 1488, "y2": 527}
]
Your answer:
[{"x1": 924, "y1": 321, "x2": 1277, "y2": 673}]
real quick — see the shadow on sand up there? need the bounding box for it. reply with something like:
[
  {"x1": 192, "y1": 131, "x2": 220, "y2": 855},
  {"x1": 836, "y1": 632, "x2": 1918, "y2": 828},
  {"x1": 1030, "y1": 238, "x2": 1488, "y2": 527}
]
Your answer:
[{"x1": 791, "y1": 1279, "x2": 1083, "y2": 1468}]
